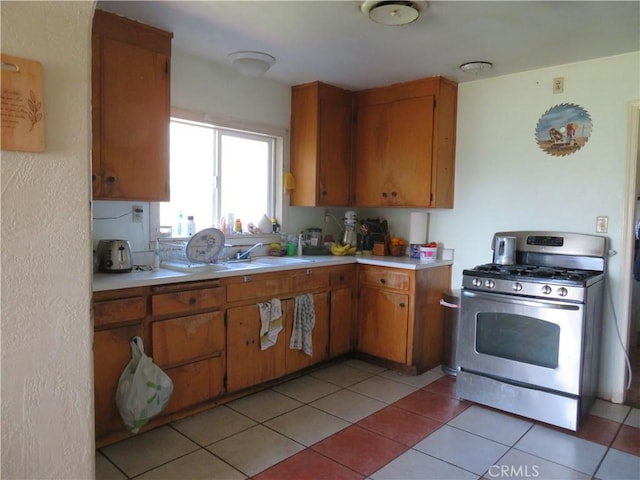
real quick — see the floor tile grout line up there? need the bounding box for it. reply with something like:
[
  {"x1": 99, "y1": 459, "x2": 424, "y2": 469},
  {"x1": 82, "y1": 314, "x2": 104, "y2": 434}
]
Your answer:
[{"x1": 96, "y1": 450, "x2": 132, "y2": 480}]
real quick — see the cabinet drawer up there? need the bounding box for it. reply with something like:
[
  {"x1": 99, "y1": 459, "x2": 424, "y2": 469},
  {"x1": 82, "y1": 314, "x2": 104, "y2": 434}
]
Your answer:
[
  {"x1": 163, "y1": 356, "x2": 224, "y2": 415},
  {"x1": 330, "y1": 266, "x2": 355, "y2": 287},
  {"x1": 359, "y1": 266, "x2": 410, "y2": 291},
  {"x1": 290, "y1": 269, "x2": 330, "y2": 291},
  {"x1": 152, "y1": 285, "x2": 225, "y2": 316},
  {"x1": 93, "y1": 296, "x2": 146, "y2": 328},
  {"x1": 226, "y1": 274, "x2": 292, "y2": 303},
  {"x1": 152, "y1": 311, "x2": 224, "y2": 368}
]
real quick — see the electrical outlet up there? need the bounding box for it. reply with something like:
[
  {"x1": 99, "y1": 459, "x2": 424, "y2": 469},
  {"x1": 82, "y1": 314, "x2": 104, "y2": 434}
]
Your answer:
[
  {"x1": 553, "y1": 77, "x2": 564, "y2": 94},
  {"x1": 596, "y1": 216, "x2": 608, "y2": 233},
  {"x1": 132, "y1": 205, "x2": 143, "y2": 223}
]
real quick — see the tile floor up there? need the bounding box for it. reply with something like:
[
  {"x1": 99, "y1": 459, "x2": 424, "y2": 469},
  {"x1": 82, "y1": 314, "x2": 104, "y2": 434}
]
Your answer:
[{"x1": 97, "y1": 358, "x2": 640, "y2": 479}]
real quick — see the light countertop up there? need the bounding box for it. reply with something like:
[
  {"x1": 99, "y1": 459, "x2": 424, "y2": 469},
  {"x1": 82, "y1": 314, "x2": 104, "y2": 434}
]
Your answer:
[{"x1": 93, "y1": 255, "x2": 453, "y2": 292}]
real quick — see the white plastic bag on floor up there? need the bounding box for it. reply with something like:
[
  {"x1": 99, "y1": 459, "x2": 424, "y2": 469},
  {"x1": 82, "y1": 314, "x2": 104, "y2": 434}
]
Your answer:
[{"x1": 115, "y1": 336, "x2": 173, "y2": 433}]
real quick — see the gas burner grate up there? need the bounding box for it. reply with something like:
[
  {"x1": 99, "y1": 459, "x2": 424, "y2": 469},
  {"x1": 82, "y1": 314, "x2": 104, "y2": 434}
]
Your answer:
[{"x1": 468, "y1": 263, "x2": 601, "y2": 282}]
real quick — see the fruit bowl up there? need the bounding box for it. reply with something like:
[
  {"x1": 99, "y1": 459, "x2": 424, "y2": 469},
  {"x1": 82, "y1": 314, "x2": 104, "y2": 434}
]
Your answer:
[{"x1": 389, "y1": 244, "x2": 405, "y2": 257}]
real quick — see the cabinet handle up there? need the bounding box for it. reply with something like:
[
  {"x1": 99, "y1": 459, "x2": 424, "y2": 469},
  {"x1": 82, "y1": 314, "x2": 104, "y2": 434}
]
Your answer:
[
  {"x1": 105, "y1": 175, "x2": 117, "y2": 184},
  {"x1": 321, "y1": 190, "x2": 327, "y2": 196},
  {"x1": 382, "y1": 192, "x2": 388, "y2": 198},
  {"x1": 92, "y1": 174, "x2": 97, "y2": 182},
  {"x1": 391, "y1": 191, "x2": 398, "y2": 197},
  {"x1": 399, "y1": 302, "x2": 406, "y2": 308},
  {"x1": 188, "y1": 297, "x2": 196, "y2": 305},
  {"x1": 379, "y1": 278, "x2": 386, "y2": 285},
  {"x1": 306, "y1": 268, "x2": 313, "y2": 275}
]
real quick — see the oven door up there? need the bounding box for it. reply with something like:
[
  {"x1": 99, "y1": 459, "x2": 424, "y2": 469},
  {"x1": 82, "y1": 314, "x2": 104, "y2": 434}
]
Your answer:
[{"x1": 459, "y1": 289, "x2": 584, "y2": 395}]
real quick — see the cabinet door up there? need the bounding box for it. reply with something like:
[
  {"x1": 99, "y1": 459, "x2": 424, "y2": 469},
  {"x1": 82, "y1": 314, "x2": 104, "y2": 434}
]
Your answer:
[
  {"x1": 330, "y1": 287, "x2": 354, "y2": 357},
  {"x1": 95, "y1": 36, "x2": 170, "y2": 200},
  {"x1": 357, "y1": 286, "x2": 409, "y2": 364},
  {"x1": 353, "y1": 102, "x2": 389, "y2": 206},
  {"x1": 284, "y1": 292, "x2": 329, "y2": 374},
  {"x1": 317, "y1": 87, "x2": 352, "y2": 206},
  {"x1": 163, "y1": 357, "x2": 224, "y2": 415},
  {"x1": 290, "y1": 82, "x2": 351, "y2": 207},
  {"x1": 384, "y1": 96, "x2": 434, "y2": 206},
  {"x1": 94, "y1": 324, "x2": 144, "y2": 439},
  {"x1": 353, "y1": 94, "x2": 435, "y2": 207},
  {"x1": 226, "y1": 304, "x2": 286, "y2": 392},
  {"x1": 152, "y1": 311, "x2": 225, "y2": 368}
]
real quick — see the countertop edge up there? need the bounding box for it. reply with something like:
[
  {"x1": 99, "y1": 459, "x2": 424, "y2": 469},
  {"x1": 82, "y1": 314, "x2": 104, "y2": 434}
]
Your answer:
[{"x1": 93, "y1": 256, "x2": 453, "y2": 292}]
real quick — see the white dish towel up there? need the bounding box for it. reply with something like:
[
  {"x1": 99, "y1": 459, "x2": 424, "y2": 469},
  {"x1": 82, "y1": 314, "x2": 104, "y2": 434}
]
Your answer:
[
  {"x1": 257, "y1": 298, "x2": 282, "y2": 351},
  {"x1": 290, "y1": 293, "x2": 315, "y2": 356}
]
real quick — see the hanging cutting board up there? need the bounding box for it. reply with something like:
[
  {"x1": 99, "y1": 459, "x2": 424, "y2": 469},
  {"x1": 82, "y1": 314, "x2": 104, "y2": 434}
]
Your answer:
[{"x1": 1, "y1": 53, "x2": 45, "y2": 152}]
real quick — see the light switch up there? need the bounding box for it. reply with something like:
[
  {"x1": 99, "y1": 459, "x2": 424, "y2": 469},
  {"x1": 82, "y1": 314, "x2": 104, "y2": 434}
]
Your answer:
[
  {"x1": 553, "y1": 77, "x2": 564, "y2": 94},
  {"x1": 596, "y1": 216, "x2": 608, "y2": 233}
]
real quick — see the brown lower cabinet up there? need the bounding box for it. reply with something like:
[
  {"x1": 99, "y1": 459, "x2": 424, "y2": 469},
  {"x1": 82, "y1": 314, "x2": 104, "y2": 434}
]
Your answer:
[
  {"x1": 357, "y1": 264, "x2": 451, "y2": 373},
  {"x1": 94, "y1": 324, "x2": 144, "y2": 440},
  {"x1": 226, "y1": 303, "x2": 287, "y2": 392},
  {"x1": 93, "y1": 262, "x2": 449, "y2": 446},
  {"x1": 163, "y1": 356, "x2": 225, "y2": 415}
]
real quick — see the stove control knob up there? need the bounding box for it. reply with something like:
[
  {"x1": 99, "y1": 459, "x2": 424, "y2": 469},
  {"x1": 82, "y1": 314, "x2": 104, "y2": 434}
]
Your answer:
[
  {"x1": 484, "y1": 279, "x2": 495, "y2": 289},
  {"x1": 557, "y1": 287, "x2": 568, "y2": 297},
  {"x1": 541, "y1": 285, "x2": 552, "y2": 295},
  {"x1": 512, "y1": 282, "x2": 523, "y2": 292},
  {"x1": 472, "y1": 278, "x2": 482, "y2": 287}
]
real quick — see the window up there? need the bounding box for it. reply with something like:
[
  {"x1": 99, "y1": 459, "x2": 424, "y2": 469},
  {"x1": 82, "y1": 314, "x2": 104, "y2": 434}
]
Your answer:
[{"x1": 157, "y1": 117, "x2": 279, "y2": 237}]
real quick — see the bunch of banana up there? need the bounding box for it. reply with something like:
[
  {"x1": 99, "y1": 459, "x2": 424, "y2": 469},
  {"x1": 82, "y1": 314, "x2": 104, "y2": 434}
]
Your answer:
[{"x1": 331, "y1": 243, "x2": 357, "y2": 256}]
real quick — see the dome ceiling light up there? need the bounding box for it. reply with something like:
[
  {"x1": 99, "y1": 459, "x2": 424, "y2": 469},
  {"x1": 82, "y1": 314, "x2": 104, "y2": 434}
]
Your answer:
[
  {"x1": 459, "y1": 61, "x2": 493, "y2": 75},
  {"x1": 361, "y1": 1, "x2": 421, "y2": 26},
  {"x1": 228, "y1": 51, "x2": 276, "y2": 76}
]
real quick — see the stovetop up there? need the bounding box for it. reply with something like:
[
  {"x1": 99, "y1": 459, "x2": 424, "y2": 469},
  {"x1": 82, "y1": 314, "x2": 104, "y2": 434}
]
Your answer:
[
  {"x1": 465, "y1": 263, "x2": 603, "y2": 284},
  {"x1": 462, "y1": 263, "x2": 604, "y2": 302}
]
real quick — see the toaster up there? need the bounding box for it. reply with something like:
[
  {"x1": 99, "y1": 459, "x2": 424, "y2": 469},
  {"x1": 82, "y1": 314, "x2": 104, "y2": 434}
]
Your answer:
[{"x1": 97, "y1": 239, "x2": 133, "y2": 273}]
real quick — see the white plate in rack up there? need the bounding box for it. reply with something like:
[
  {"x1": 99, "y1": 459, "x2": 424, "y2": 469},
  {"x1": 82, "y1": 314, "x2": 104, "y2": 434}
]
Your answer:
[{"x1": 185, "y1": 228, "x2": 225, "y2": 264}]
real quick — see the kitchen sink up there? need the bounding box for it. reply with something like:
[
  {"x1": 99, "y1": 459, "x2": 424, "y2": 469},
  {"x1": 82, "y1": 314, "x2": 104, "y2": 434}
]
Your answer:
[
  {"x1": 251, "y1": 256, "x2": 312, "y2": 265},
  {"x1": 160, "y1": 261, "x2": 228, "y2": 273}
]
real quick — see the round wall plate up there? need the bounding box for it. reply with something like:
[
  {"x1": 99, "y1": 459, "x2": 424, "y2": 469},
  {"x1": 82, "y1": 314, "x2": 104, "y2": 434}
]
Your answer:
[{"x1": 185, "y1": 228, "x2": 225, "y2": 263}]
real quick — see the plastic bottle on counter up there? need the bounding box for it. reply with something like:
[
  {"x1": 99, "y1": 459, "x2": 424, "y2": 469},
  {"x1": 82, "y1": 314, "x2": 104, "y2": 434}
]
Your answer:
[
  {"x1": 272, "y1": 217, "x2": 280, "y2": 233},
  {"x1": 234, "y1": 218, "x2": 242, "y2": 233},
  {"x1": 297, "y1": 232, "x2": 303, "y2": 256},
  {"x1": 187, "y1": 216, "x2": 196, "y2": 236},
  {"x1": 153, "y1": 240, "x2": 160, "y2": 269},
  {"x1": 177, "y1": 210, "x2": 184, "y2": 236}
]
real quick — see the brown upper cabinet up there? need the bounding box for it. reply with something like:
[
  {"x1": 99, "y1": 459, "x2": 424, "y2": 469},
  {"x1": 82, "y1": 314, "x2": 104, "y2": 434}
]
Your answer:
[
  {"x1": 91, "y1": 10, "x2": 172, "y2": 201},
  {"x1": 290, "y1": 82, "x2": 353, "y2": 206},
  {"x1": 290, "y1": 76, "x2": 457, "y2": 208},
  {"x1": 352, "y1": 77, "x2": 457, "y2": 208}
]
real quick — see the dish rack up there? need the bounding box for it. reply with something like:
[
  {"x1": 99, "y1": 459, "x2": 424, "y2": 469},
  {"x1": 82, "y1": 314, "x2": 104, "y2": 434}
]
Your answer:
[{"x1": 157, "y1": 238, "x2": 225, "y2": 271}]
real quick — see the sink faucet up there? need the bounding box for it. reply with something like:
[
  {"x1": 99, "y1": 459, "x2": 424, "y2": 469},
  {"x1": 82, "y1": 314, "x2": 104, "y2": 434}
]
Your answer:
[{"x1": 234, "y1": 242, "x2": 263, "y2": 260}]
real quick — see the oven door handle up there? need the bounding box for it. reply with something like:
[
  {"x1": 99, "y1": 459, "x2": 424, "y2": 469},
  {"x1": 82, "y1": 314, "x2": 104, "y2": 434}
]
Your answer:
[{"x1": 463, "y1": 290, "x2": 581, "y2": 311}]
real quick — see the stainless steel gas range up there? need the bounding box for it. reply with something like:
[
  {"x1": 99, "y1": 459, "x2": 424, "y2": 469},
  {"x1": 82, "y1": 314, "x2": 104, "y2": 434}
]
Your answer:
[{"x1": 456, "y1": 231, "x2": 607, "y2": 431}]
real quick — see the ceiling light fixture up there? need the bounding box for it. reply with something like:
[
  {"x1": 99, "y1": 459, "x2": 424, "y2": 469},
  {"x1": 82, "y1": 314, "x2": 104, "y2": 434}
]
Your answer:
[
  {"x1": 228, "y1": 51, "x2": 276, "y2": 76},
  {"x1": 459, "y1": 61, "x2": 493, "y2": 75},
  {"x1": 361, "y1": 1, "x2": 421, "y2": 26}
]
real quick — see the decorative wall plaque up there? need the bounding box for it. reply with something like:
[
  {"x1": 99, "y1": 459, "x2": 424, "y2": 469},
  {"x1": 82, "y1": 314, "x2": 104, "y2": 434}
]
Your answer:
[
  {"x1": 535, "y1": 103, "x2": 592, "y2": 157},
  {"x1": 1, "y1": 53, "x2": 45, "y2": 152}
]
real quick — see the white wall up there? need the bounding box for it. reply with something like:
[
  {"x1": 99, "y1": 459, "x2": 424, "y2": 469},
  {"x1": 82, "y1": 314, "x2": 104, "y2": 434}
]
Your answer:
[
  {"x1": 1, "y1": 1, "x2": 95, "y2": 479},
  {"x1": 430, "y1": 52, "x2": 640, "y2": 401}
]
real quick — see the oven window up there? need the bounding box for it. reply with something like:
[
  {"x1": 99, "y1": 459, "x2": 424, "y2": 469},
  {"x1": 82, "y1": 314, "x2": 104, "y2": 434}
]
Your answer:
[{"x1": 476, "y1": 313, "x2": 560, "y2": 368}]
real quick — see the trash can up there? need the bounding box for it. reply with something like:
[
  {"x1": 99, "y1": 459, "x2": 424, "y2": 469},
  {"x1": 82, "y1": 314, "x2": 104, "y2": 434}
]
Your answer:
[{"x1": 440, "y1": 289, "x2": 461, "y2": 377}]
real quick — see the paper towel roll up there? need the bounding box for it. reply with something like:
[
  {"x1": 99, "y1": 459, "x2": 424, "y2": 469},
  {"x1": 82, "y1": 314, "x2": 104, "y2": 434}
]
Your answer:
[{"x1": 409, "y1": 212, "x2": 428, "y2": 245}]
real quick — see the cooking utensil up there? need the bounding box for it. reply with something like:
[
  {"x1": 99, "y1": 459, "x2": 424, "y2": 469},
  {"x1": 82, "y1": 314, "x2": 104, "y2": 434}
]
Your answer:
[
  {"x1": 493, "y1": 235, "x2": 516, "y2": 265},
  {"x1": 97, "y1": 239, "x2": 133, "y2": 273}
]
